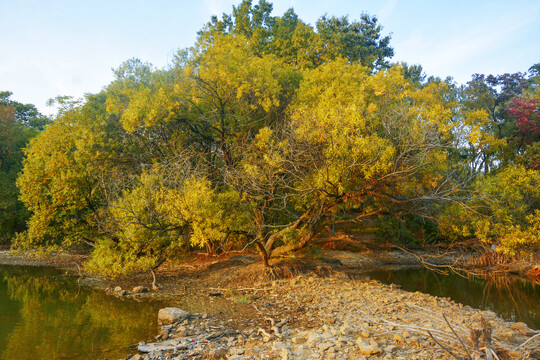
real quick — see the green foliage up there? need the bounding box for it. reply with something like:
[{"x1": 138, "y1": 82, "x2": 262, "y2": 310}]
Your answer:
[
  {"x1": 376, "y1": 215, "x2": 439, "y2": 245},
  {"x1": 198, "y1": 0, "x2": 393, "y2": 70},
  {"x1": 315, "y1": 13, "x2": 394, "y2": 70},
  {"x1": 0, "y1": 92, "x2": 50, "y2": 242}
]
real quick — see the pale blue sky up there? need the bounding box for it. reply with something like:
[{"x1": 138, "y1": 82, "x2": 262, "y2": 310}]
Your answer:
[{"x1": 1, "y1": 0, "x2": 539, "y2": 116}]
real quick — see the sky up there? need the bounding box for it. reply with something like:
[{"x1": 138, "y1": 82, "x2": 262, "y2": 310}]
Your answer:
[{"x1": 1, "y1": 0, "x2": 539, "y2": 117}]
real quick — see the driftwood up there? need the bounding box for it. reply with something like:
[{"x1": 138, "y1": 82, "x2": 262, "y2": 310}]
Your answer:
[{"x1": 138, "y1": 339, "x2": 188, "y2": 353}]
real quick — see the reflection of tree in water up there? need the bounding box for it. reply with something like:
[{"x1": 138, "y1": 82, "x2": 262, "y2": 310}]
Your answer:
[
  {"x1": 0, "y1": 266, "x2": 163, "y2": 360},
  {"x1": 367, "y1": 268, "x2": 539, "y2": 329},
  {"x1": 480, "y1": 273, "x2": 539, "y2": 327}
]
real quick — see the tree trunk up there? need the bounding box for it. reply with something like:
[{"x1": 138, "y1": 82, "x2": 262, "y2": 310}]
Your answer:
[
  {"x1": 270, "y1": 228, "x2": 317, "y2": 258},
  {"x1": 255, "y1": 241, "x2": 270, "y2": 267}
]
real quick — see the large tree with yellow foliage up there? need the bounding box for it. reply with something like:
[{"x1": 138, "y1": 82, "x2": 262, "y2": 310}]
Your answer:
[{"x1": 14, "y1": 1, "x2": 539, "y2": 274}]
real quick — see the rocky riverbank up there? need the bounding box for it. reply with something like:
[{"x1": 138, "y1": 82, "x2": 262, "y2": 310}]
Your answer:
[
  {"x1": 1, "y1": 248, "x2": 538, "y2": 359},
  {"x1": 122, "y1": 272, "x2": 539, "y2": 360}
]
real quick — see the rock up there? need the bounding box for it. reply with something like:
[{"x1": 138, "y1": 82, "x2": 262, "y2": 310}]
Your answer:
[
  {"x1": 401, "y1": 331, "x2": 410, "y2": 338},
  {"x1": 321, "y1": 331, "x2": 334, "y2": 339},
  {"x1": 339, "y1": 322, "x2": 354, "y2": 336},
  {"x1": 118, "y1": 290, "x2": 127, "y2": 296},
  {"x1": 207, "y1": 348, "x2": 228, "y2": 359},
  {"x1": 318, "y1": 342, "x2": 333, "y2": 351},
  {"x1": 291, "y1": 336, "x2": 306, "y2": 344},
  {"x1": 133, "y1": 286, "x2": 148, "y2": 293},
  {"x1": 229, "y1": 348, "x2": 245, "y2": 355},
  {"x1": 228, "y1": 356, "x2": 245, "y2": 360},
  {"x1": 511, "y1": 322, "x2": 536, "y2": 336},
  {"x1": 356, "y1": 338, "x2": 382, "y2": 355},
  {"x1": 280, "y1": 348, "x2": 291, "y2": 360},
  {"x1": 409, "y1": 336, "x2": 420, "y2": 347},
  {"x1": 173, "y1": 325, "x2": 187, "y2": 338},
  {"x1": 244, "y1": 349, "x2": 260, "y2": 357},
  {"x1": 128, "y1": 354, "x2": 143, "y2": 360},
  {"x1": 497, "y1": 328, "x2": 515, "y2": 340},
  {"x1": 114, "y1": 286, "x2": 123, "y2": 292},
  {"x1": 159, "y1": 325, "x2": 175, "y2": 337},
  {"x1": 158, "y1": 308, "x2": 190, "y2": 325},
  {"x1": 393, "y1": 334, "x2": 405, "y2": 343},
  {"x1": 360, "y1": 330, "x2": 370, "y2": 338}
]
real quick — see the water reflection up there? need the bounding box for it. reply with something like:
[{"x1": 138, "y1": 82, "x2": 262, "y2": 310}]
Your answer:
[
  {"x1": 0, "y1": 265, "x2": 164, "y2": 360},
  {"x1": 365, "y1": 267, "x2": 539, "y2": 329}
]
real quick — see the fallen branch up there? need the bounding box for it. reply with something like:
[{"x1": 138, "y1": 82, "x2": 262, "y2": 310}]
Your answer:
[
  {"x1": 481, "y1": 316, "x2": 494, "y2": 360},
  {"x1": 514, "y1": 332, "x2": 540, "y2": 351},
  {"x1": 428, "y1": 331, "x2": 465, "y2": 360},
  {"x1": 444, "y1": 314, "x2": 473, "y2": 360}
]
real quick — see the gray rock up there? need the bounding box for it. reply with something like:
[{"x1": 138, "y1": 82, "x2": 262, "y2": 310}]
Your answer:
[
  {"x1": 159, "y1": 324, "x2": 174, "y2": 337},
  {"x1": 173, "y1": 325, "x2": 187, "y2": 338},
  {"x1": 318, "y1": 342, "x2": 333, "y2": 351},
  {"x1": 356, "y1": 338, "x2": 382, "y2": 355},
  {"x1": 158, "y1": 308, "x2": 190, "y2": 325},
  {"x1": 228, "y1": 355, "x2": 246, "y2": 360},
  {"x1": 114, "y1": 286, "x2": 123, "y2": 292},
  {"x1": 207, "y1": 348, "x2": 228, "y2": 358}
]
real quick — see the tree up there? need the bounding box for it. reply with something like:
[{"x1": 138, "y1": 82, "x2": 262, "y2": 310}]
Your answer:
[
  {"x1": 229, "y1": 61, "x2": 464, "y2": 263},
  {"x1": 0, "y1": 92, "x2": 49, "y2": 242},
  {"x1": 15, "y1": 91, "x2": 141, "y2": 251},
  {"x1": 315, "y1": 14, "x2": 393, "y2": 70},
  {"x1": 506, "y1": 95, "x2": 540, "y2": 170},
  {"x1": 197, "y1": 1, "x2": 394, "y2": 70},
  {"x1": 14, "y1": 2, "x2": 538, "y2": 273},
  {"x1": 459, "y1": 72, "x2": 529, "y2": 172},
  {"x1": 398, "y1": 62, "x2": 426, "y2": 85}
]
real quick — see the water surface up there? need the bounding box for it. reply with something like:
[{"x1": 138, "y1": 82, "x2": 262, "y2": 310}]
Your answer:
[
  {"x1": 0, "y1": 265, "x2": 164, "y2": 360},
  {"x1": 365, "y1": 267, "x2": 539, "y2": 329}
]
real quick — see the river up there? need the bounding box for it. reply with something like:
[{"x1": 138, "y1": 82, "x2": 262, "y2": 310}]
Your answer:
[
  {"x1": 1, "y1": 263, "x2": 538, "y2": 359},
  {"x1": 0, "y1": 264, "x2": 164, "y2": 360},
  {"x1": 365, "y1": 267, "x2": 539, "y2": 329}
]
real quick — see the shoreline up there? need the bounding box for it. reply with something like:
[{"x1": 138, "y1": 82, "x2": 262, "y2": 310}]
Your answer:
[
  {"x1": 1, "y1": 249, "x2": 539, "y2": 359},
  {"x1": 122, "y1": 271, "x2": 539, "y2": 360}
]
